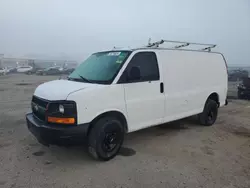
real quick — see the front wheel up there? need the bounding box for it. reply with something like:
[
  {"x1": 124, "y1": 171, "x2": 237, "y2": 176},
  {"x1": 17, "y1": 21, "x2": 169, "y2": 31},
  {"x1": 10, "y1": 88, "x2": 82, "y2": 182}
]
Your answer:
[
  {"x1": 88, "y1": 116, "x2": 124, "y2": 161},
  {"x1": 198, "y1": 99, "x2": 218, "y2": 126}
]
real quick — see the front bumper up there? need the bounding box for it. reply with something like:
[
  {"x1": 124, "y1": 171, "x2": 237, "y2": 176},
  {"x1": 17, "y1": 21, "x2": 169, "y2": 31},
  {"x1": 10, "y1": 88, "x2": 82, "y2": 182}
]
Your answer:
[{"x1": 26, "y1": 113, "x2": 90, "y2": 146}]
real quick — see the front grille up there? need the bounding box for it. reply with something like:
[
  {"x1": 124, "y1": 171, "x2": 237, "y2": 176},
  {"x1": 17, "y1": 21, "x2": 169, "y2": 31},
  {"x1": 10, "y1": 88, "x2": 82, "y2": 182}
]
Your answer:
[
  {"x1": 32, "y1": 96, "x2": 49, "y2": 121},
  {"x1": 32, "y1": 96, "x2": 48, "y2": 108}
]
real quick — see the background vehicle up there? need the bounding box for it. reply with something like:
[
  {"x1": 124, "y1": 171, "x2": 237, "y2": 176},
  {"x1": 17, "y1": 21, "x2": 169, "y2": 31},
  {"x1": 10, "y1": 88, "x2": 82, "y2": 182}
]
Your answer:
[
  {"x1": 228, "y1": 69, "x2": 249, "y2": 81},
  {"x1": 16, "y1": 66, "x2": 33, "y2": 73},
  {"x1": 36, "y1": 67, "x2": 61, "y2": 75},
  {"x1": 26, "y1": 67, "x2": 38, "y2": 75},
  {"x1": 26, "y1": 39, "x2": 228, "y2": 161},
  {"x1": 61, "y1": 67, "x2": 75, "y2": 74},
  {"x1": 6, "y1": 67, "x2": 17, "y2": 74},
  {"x1": 238, "y1": 77, "x2": 250, "y2": 99},
  {"x1": 0, "y1": 67, "x2": 7, "y2": 75}
]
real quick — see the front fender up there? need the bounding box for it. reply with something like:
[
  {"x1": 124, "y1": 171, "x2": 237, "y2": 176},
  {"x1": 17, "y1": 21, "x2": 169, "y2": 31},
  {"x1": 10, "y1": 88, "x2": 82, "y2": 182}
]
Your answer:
[{"x1": 67, "y1": 84, "x2": 127, "y2": 125}]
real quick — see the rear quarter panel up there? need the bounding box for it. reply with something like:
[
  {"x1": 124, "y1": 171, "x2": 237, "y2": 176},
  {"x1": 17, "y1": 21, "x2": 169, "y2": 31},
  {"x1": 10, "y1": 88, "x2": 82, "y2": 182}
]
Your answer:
[{"x1": 157, "y1": 50, "x2": 227, "y2": 121}]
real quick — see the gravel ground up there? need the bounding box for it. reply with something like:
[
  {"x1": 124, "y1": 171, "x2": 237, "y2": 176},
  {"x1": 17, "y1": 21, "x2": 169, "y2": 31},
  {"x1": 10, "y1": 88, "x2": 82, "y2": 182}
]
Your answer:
[{"x1": 0, "y1": 74, "x2": 249, "y2": 188}]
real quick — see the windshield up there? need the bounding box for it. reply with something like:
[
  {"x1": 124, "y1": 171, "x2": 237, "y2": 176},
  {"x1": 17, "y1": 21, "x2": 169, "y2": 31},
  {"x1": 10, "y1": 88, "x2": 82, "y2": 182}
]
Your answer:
[{"x1": 68, "y1": 51, "x2": 131, "y2": 84}]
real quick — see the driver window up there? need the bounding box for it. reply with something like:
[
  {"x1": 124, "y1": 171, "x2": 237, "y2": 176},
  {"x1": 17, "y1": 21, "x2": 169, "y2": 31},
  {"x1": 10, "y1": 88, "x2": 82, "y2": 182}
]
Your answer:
[{"x1": 119, "y1": 52, "x2": 159, "y2": 83}]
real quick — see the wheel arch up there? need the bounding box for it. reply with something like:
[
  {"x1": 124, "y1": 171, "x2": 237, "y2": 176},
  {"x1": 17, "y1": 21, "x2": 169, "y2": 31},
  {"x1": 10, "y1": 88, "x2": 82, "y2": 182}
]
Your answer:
[
  {"x1": 206, "y1": 92, "x2": 220, "y2": 107},
  {"x1": 87, "y1": 110, "x2": 128, "y2": 136}
]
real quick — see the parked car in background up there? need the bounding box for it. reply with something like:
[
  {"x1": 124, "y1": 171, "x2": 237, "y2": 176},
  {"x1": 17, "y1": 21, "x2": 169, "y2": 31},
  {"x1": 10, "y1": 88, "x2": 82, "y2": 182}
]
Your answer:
[
  {"x1": 6, "y1": 67, "x2": 17, "y2": 74},
  {"x1": 26, "y1": 67, "x2": 39, "y2": 75},
  {"x1": 61, "y1": 67, "x2": 75, "y2": 74},
  {"x1": 35, "y1": 68, "x2": 45, "y2": 75},
  {"x1": 16, "y1": 66, "x2": 33, "y2": 73},
  {"x1": 36, "y1": 67, "x2": 61, "y2": 75},
  {"x1": 228, "y1": 69, "x2": 249, "y2": 81},
  {"x1": 238, "y1": 77, "x2": 250, "y2": 99},
  {"x1": 0, "y1": 67, "x2": 8, "y2": 75}
]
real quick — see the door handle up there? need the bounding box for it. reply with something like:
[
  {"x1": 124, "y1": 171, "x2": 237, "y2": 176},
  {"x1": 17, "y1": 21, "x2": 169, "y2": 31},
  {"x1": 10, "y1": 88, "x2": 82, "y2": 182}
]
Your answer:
[{"x1": 160, "y1": 82, "x2": 164, "y2": 93}]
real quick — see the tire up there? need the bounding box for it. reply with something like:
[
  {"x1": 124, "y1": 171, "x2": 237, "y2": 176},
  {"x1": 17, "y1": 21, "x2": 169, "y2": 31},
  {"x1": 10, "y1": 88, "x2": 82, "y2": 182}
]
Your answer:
[
  {"x1": 198, "y1": 99, "x2": 218, "y2": 126},
  {"x1": 88, "y1": 116, "x2": 124, "y2": 161}
]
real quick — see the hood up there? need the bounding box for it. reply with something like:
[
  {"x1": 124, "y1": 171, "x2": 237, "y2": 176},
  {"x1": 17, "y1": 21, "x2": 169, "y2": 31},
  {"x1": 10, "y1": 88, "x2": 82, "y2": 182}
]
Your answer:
[{"x1": 34, "y1": 80, "x2": 98, "y2": 100}]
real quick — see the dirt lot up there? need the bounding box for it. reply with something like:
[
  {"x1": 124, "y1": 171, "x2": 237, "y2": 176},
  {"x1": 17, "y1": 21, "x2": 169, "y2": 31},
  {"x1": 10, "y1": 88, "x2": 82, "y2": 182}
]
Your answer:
[{"x1": 0, "y1": 74, "x2": 250, "y2": 188}]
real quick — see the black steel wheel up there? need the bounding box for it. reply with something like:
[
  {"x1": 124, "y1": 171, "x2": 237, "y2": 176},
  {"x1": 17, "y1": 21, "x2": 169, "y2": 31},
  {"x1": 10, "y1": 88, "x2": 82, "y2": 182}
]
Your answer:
[
  {"x1": 88, "y1": 116, "x2": 124, "y2": 161},
  {"x1": 198, "y1": 99, "x2": 218, "y2": 126}
]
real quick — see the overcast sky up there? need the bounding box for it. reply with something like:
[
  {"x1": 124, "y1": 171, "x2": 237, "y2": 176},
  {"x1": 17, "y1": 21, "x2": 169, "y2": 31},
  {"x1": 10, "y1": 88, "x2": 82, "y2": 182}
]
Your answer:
[{"x1": 0, "y1": 0, "x2": 250, "y2": 65}]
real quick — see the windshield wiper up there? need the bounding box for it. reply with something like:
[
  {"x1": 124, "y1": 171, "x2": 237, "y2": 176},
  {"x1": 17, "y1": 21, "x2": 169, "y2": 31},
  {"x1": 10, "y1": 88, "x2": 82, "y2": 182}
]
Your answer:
[
  {"x1": 68, "y1": 72, "x2": 92, "y2": 83},
  {"x1": 78, "y1": 75, "x2": 92, "y2": 83}
]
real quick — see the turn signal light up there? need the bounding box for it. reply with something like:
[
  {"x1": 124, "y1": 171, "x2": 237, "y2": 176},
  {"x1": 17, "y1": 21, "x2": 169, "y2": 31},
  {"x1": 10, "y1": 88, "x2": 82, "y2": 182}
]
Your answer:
[{"x1": 48, "y1": 117, "x2": 75, "y2": 124}]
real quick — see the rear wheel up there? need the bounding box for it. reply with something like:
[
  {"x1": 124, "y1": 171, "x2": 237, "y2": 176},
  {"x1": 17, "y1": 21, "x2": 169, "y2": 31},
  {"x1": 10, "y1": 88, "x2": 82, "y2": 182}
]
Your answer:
[
  {"x1": 198, "y1": 99, "x2": 218, "y2": 126},
  {"x1": 88, "y1": 116, "x2": 124, "y2": 161}
]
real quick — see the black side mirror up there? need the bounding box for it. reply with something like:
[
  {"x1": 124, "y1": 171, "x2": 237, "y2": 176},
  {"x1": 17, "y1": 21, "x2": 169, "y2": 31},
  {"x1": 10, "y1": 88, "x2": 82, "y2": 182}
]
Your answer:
[{"x1": 129, "y1": 66, "x2": 141, "y2": 81}]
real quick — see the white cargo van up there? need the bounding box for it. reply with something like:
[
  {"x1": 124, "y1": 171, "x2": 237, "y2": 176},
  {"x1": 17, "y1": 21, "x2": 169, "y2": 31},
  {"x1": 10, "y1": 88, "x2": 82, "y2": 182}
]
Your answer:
[{"x1": 26, "y1": 40, "x2": 228, "y2": 160}]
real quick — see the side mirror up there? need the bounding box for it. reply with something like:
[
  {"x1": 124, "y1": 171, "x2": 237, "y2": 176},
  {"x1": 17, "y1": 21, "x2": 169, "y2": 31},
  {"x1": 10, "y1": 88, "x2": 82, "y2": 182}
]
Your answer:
[{"x1": 129, "y1": 66, "x2": 141, "y2": 81}]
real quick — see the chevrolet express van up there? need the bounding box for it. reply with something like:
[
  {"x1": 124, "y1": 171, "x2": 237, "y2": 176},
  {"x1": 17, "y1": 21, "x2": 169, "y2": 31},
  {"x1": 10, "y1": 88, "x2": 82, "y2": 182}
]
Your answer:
[{"x1": 26, "y1": 40, "x2": 228, "y2": 161}]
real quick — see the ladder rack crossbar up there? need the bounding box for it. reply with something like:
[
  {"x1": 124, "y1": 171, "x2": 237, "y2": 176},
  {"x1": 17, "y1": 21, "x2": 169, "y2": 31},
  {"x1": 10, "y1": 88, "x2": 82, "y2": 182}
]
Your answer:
[{"x1": 146, "y1": 39, "x2": 216, "y2": 52}]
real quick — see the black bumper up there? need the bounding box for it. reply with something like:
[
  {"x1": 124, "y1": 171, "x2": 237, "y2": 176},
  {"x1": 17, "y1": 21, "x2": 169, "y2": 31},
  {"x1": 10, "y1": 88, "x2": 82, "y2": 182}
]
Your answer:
[{"x1": 26, "y1": 113, "x2": 90, "y2": 146}]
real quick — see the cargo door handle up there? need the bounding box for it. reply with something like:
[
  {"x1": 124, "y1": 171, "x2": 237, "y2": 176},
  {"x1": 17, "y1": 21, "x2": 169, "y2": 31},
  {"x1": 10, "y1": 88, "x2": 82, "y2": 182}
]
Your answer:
[{"x1": 160, "y1": 82, "x2": 164, "y2": 93}]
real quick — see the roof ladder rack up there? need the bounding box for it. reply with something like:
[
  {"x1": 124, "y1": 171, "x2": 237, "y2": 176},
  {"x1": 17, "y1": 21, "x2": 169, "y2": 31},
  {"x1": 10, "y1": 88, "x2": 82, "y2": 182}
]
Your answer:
[
  {"x1": 147, "y1": 39, "x2": 216, "y2": 52},
  {"x1": 174, "y1": 43, "x2": 190, "y2": 49},
  {"x1": 200, "y1": 45, "x2": 217, "y2": 52}
]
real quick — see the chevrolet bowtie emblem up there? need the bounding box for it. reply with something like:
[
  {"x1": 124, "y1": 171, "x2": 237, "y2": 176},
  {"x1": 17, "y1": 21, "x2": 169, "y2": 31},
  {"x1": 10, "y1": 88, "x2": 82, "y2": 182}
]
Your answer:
[{"x1": 34, "y1": 104, "x2": 39, "y2": 111}]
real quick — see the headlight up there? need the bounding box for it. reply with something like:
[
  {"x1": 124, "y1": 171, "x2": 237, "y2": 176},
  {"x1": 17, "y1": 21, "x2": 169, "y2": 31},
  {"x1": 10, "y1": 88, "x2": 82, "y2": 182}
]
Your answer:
[
  {"x1": 46, "y1": 101, "x2": 77, "y2": 124},
  {"x1": 59, "y1": 104, "x2": 64, "y2": 114}
]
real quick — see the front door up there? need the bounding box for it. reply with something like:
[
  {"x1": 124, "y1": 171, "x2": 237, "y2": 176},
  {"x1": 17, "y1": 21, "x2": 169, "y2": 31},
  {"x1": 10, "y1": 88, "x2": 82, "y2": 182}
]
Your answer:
[{"x1": 119, "y1": 52, "x2": 165, "y2": 132}]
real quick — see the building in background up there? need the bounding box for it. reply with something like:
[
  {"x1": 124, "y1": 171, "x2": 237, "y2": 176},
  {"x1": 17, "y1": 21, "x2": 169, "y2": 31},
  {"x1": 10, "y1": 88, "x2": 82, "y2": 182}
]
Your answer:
[
  {"x1": 0, "y1": 57, "x2": 30, "y2": 68},
  {"x1": 0, "y1": 56, "x2": 78, "y2": 70}
]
